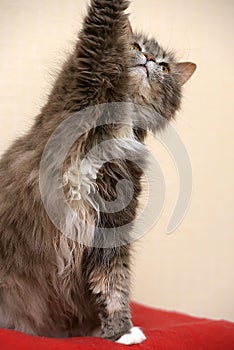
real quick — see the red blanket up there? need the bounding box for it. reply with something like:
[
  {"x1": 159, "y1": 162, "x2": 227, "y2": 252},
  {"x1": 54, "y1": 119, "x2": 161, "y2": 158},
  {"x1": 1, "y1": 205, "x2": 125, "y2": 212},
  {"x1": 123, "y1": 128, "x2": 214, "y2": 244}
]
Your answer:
[{"x1": 0, "y1": 303, "x2": 233, "y2": 350}]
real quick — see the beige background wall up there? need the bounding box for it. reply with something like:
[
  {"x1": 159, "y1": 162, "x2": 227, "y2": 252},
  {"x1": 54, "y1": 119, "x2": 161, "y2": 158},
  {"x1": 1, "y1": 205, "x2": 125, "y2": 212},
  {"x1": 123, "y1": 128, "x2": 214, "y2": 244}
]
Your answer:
[{"x1": 0, "y1": 0, "x2": 233, "y2": 321}]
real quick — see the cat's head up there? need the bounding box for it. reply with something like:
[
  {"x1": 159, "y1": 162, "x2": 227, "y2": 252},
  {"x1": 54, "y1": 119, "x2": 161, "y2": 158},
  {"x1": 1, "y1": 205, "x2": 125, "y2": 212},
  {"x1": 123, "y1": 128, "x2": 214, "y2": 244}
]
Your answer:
[{"x1": 127, "y1": 29, "x2": 196, "y2": 132}]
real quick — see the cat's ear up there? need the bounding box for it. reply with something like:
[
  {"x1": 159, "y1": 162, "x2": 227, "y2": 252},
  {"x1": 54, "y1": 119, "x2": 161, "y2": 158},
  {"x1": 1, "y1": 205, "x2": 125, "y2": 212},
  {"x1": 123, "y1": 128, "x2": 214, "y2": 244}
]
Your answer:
[
  {"x1": 176, "y1": 62, "x2": 197, "y2": 85},
  {"x1": 126, "y1": 19, "x2": 133, "y2": 37}
]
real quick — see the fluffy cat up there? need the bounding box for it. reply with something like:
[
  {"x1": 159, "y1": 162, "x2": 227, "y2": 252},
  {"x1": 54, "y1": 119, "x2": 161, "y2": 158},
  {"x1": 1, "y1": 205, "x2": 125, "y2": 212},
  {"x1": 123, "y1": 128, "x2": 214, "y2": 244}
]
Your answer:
[{"x1": 0, "y1": 0, "x2": 196, "y2": 345}]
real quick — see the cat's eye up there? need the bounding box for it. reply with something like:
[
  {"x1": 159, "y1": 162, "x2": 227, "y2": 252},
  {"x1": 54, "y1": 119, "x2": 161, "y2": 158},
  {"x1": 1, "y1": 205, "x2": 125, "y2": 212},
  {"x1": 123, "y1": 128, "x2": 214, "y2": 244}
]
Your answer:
[
  {"x1": 159, "y1": 63, "x2": 169, "y2": 74},
  {"x1": 130, "y1": 43, "x2": 142, "y2": 52}
]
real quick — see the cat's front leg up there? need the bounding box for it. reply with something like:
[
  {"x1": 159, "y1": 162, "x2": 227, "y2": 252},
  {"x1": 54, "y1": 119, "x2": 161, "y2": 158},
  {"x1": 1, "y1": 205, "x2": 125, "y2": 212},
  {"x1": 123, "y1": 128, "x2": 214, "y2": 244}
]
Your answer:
[
  {"x1": 86, "y1": 247, "x2": 146, "y2": 345},
  {"x1": 116, "y1": 326, "x2": 146, "y2": 345}
]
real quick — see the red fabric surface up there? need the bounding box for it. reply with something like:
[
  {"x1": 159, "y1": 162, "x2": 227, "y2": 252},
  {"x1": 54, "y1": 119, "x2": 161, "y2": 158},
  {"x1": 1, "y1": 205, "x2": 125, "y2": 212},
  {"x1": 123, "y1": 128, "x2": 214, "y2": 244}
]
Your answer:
[{"x1": 0, "y1": 303, "x2": 233, "y2": 350}]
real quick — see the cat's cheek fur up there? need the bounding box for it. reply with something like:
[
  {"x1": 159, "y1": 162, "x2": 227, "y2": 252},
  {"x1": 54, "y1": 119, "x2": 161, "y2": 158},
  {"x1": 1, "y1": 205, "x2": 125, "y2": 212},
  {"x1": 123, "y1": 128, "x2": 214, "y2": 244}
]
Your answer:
[{"x1": 116, "y1": 327, "x2": 146, "y2": 345}]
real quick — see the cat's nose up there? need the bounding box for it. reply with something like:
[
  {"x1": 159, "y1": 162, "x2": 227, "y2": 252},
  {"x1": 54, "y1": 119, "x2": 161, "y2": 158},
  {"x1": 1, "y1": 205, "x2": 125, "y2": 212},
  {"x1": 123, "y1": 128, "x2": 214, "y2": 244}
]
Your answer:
[{"x1": 144, "y1": 52, "x2": 156, "y2": 63}]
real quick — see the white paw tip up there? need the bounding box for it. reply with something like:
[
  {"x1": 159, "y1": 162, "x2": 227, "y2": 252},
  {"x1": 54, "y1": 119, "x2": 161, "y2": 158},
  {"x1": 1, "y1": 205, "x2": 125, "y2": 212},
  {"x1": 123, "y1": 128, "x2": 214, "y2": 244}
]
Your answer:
[{"x1": 116, "y1": 326, "x2": 146, "y2": 345}]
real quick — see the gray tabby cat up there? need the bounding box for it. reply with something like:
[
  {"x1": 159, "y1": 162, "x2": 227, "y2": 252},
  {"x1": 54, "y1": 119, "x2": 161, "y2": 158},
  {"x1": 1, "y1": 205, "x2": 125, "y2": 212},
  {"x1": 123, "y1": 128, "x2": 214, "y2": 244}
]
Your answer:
[{"x1": 0, "y1": 0, "x2": 196, "y2": 345}]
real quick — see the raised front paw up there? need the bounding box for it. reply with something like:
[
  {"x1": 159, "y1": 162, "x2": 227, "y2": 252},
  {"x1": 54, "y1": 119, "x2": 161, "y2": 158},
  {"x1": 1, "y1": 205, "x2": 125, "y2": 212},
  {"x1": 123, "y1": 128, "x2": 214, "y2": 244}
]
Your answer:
[{"x1": 116, "y1": 327, "x2": 146, "y2": 345}]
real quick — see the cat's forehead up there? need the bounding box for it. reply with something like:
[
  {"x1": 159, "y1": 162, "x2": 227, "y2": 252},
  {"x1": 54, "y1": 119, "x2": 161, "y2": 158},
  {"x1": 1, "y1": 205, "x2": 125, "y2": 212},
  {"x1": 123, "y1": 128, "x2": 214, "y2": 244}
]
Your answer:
[{"x1": 132, "y1": 33, "x2": 174, "y2": 63}]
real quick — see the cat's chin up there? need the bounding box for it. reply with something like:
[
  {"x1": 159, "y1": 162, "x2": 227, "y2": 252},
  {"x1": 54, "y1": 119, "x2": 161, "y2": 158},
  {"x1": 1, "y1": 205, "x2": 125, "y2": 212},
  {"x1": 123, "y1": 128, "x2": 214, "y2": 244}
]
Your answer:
[
  {"x1": 128, "y1": 71, "x2": 154, "y2": 107},
  {"x1": 136, "y1": 66, "x2": 148, "y2": 77},
  {"x1": 129, "y1": 69, "x2": 151, "y2": 91},
  {"x1": 130, "y1": 66, "x2": 148, "y2": 79}
]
